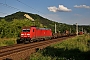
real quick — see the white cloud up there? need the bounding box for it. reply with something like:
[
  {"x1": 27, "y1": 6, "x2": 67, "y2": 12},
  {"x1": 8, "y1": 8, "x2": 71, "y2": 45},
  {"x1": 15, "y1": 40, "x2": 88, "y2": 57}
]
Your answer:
[
  {"x1": 47, "y1": 6, "x2": 57, "y2": 12},
  {"x1": 74, "y1": 5, "x2": 90, "y2": 9},
  {"x1": 48, "y1": 5, "x2": 72, "y2": 12}
]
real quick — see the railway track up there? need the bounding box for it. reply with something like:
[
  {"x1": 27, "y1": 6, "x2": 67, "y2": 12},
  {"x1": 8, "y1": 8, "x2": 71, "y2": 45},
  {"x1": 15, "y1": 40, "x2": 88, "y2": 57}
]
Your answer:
[{"x1": 0, "y1": 36, "x2": 75, "y2": 60}]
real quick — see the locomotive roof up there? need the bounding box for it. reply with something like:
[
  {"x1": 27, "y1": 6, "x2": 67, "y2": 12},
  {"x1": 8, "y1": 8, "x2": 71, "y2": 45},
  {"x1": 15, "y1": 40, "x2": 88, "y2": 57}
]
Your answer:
[
  {"x1": 37, "y1": 28, "x2": 51, "y2": 30},
  {"x1": 22, "y1": 26, "x2": 51, "y2": 30}
]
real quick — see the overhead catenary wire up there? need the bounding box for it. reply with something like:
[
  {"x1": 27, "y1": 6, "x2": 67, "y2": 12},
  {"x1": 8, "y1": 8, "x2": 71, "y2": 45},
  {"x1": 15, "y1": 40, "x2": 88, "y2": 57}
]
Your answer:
[
  {"x1": 16, "y1": 0, "x2": 45, "y2": 14},
  {"x1": 0, "y1": 2, "x2": 22, "y2": 16},
  {"x1": 0, "y1": 3, "x2": 20, "y2": 11},
  {"x1": 0, "y1": 0, "x2": 45, "y2": 16},
  {"x1": 1, "y1": 0, "x2": 53, "y2": 19}
]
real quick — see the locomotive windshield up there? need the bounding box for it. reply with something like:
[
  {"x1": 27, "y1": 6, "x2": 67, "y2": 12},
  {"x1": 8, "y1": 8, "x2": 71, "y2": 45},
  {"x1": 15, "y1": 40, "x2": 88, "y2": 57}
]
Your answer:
[{"x1": 22, "y1": 29, "x2": 30, "y2": 32}]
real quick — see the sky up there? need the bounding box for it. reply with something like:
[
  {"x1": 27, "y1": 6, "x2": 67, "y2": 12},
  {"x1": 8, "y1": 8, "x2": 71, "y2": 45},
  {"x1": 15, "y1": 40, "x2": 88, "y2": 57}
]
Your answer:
[{"x1": 0, "y1": 0, "x2": 90, "y2": 25}]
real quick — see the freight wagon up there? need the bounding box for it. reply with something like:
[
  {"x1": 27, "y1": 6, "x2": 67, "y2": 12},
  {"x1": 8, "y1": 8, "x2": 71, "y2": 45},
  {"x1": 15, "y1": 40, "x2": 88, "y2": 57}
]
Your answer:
[{"x1": 78, "y1": 31, "x2": 84, "y2": 35}]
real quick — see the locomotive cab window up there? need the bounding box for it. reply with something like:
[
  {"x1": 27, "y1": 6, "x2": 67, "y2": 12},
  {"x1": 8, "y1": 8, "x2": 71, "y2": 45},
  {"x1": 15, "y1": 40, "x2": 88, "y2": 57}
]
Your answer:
[
  {"x1": 22, "y1": 29, "x2": 30, "y2": 32},
  {"x1": 33, "y1": 29, "x2": 34, "y2": 32}
]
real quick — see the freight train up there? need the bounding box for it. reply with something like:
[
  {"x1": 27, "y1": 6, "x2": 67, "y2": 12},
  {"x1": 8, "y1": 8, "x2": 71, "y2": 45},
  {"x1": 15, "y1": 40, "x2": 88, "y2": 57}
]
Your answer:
[{"x1": 17, "y1": 26, "x2": 76, "y2": 44}]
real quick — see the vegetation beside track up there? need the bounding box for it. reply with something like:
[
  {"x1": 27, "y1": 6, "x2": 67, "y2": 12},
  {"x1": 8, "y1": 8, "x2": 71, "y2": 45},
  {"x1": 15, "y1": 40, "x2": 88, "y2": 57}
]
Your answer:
[
  {"x1": 29, "y1": 34, "x2": 90, "y2": 60},
  {"x1": 0, "y1": 38, "x2": 16, "y2": 46}
]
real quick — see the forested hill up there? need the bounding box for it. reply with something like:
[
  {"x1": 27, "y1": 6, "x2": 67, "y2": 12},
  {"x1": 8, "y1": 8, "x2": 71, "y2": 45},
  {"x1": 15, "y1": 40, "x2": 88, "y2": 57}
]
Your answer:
[
  {"x1": 0, "y1": 11, "x2": 90, "y2": 38},
  {"x1": 4, "y1": 11, "x2": 56, "y2": 28},
  {"x1": 4, "y1": 11, "x2": 40, "y2": 21}
]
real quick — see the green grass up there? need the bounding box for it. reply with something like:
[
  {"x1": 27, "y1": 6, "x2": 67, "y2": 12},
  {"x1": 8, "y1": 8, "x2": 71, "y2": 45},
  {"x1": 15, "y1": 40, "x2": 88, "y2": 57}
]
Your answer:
[
  {"x1": 0, "y1": 38, "x2": 16, "y2": 46},
  {"x1": 29, "y1": 34, "x2": 90, "y2": 60}
]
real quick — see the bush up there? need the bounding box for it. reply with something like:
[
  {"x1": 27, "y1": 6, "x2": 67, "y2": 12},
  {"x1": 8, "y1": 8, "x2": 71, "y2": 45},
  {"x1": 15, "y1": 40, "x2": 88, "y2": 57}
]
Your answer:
[{"x1": 0, "y1": 38, "x2": 16, "y2": 46}]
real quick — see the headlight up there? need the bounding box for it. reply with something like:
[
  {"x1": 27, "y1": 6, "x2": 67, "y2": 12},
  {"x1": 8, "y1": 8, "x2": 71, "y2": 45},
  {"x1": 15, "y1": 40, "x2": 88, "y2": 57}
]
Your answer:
[
  {"x1": 21, "y1": 34, "x2": 24, "y2": 35},
  {"x1": 27, "y1": 34, "x2": 30, "y2": 35}
]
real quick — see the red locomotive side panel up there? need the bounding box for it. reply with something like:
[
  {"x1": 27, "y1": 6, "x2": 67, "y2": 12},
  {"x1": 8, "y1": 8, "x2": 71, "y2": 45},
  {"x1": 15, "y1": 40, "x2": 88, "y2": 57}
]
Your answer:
[{"x1": 32, "y1": 27, "x2": 52, "y2": 39}]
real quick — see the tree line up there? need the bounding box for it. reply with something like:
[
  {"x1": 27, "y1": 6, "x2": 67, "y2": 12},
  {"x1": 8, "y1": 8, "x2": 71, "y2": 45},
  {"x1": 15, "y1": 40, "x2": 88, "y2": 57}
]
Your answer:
[{"x1": 0, "y1": 11, "x2": 90, "y2": 38}]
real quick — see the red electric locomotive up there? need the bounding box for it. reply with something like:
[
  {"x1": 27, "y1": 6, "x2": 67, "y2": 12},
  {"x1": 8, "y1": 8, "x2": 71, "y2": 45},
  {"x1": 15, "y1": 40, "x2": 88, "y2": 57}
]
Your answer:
[{"x1": 17, "y1": 26, "x2": 52, "y2": 43}]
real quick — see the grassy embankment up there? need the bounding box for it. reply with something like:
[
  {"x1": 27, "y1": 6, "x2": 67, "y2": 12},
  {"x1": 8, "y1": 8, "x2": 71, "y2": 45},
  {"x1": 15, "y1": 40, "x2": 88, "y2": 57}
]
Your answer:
[
  {"x1": 0, "y1": 38, "x2": 16, "y2": 46},
  {"x1": 30, "y1": 34, "x2": 90, "y2": 60}
]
